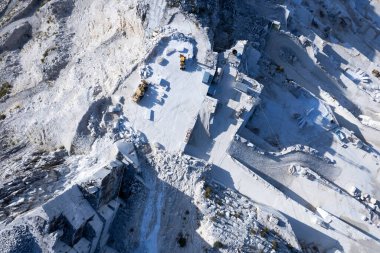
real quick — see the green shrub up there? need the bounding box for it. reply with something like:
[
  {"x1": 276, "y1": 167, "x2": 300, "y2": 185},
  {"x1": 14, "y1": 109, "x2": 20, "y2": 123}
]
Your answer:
[
  {"x1": 260, "y1": 227, "x2": 269, "y2": 238},
  {"x1": 41, "y1": 46, "x2": 57, "y2": 63},
  {"x1": 177, "y1": 233, "x2": 187, "y2": 247},
  {"x1": 276, "y1": 65, "x2": 284, "y2": 73},
  {"x1": 0, "y1": 82, "x2": 12, "y2": 99},
  {"x1": 213, "y1": 241, "x2": 224, "y2": 249},
  {"x1": 250, "y1": 228, "x2": 257, "y2": 235},
  {"x1": 204, "y1": 186, "x2": 212, "y2": 199},
  {"x1": 272, "y1": 240, "x2": 278, "y2": 250}
]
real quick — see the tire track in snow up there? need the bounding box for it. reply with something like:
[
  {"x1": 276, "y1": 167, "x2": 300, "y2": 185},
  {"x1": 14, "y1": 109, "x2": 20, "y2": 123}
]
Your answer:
[
  {"x1": 146, "y1": 189, "x2": 164, "y2": 251},
  {"x1": 136, "y1": 176, "x2": 164, "y2": 253}
]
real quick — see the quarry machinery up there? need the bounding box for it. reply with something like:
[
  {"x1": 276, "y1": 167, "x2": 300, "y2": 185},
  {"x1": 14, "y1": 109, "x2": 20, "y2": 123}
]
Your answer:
[
  {"x1": 180, "y1": 54, "x2": 186, "y2": 70},
  {"x1": 132, "y1": 80, "x2": 148, "y2": 103}
]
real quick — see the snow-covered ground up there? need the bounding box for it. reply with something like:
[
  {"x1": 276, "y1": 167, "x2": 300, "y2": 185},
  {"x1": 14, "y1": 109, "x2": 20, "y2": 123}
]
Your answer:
[
  {"x1": 2, "y1": 0, "x2": 380, "y2": 252},
  {"x1": 117, "y1": 32, "x2": 212, "y2": 153}
]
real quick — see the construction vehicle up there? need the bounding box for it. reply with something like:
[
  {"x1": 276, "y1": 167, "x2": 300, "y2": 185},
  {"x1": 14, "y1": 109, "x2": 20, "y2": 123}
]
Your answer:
[
  {"x1": 180, "y1": 54, "x2": 186, "y2": 70},
  {"x1": 132, "y1": 80, "x2": 148, "y2": 103}
]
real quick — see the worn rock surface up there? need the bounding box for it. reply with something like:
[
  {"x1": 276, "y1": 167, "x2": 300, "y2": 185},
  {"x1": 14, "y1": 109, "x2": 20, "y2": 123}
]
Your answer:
[{"x1": 2, "y1": 0, "x2": 380, "y2": 252}]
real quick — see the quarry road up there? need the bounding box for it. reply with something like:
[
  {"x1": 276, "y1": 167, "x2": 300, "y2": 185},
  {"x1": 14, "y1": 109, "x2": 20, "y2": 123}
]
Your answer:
[
  {"x1": 147, "y1": 0, "x2": 166, "y2": 32},
  {"x1": 229, "y1": 141, "x2": 340, "y2": 182},
  {"x1": 136, "y1": 172, "x2": 161, "y2": 253},
  {"x1": 265, "y1": 30, "x2": 380, "y2": 150},
  {"x1": 208, "y1": 154, "x2": 378, "y2": 252}
]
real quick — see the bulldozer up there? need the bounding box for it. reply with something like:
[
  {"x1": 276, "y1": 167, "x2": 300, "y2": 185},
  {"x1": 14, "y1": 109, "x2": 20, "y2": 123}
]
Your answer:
[
  {"x1": 132, "y1": 80, "x2": 148, "y2": 103},
  {"x1": 180, "y1": 54, "x2": 186, "y2": 70}
]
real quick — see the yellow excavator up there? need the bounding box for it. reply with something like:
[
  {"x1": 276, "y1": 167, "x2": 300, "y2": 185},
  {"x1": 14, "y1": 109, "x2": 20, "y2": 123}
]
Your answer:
[
  {"x1": 180, "y1": 54, "x2": 186, "y2": 70},
  {"x1": 132, "y1": 80, "x2": 148, "y2": 103}
]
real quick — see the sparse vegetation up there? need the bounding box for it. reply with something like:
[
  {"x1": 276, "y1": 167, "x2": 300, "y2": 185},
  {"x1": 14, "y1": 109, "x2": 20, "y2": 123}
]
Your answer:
[
  {"x1": 213, "y1": 241, "x2": 224, "y2": 249},
  {"x1": 216, "y1": 211, "x2": 224, "y2": 218},
  {"x1": 38, "y1": 0, "x2": 51, "y2": 11},
  {"x1": 215, "y1": 198, "x2": 223, "y2": 206},
  {"x1": 13, "y1": 103, "x2": 23, "y2": 111},
  {"x1": 311, "y1": 19, "x2": 319, "y2": 28},
  {"x1": 167, "y1": 0, "x2": 181, "y2": 8},
  {"x1": 204, "y1": 185, "x2": 212, "y2": 199},
  {"x1": 272, "y1": 240, "x2": 278, "y2": 250},
  {"x1": 265, "y1": 134, "x2": 280, "y2": 147},
  {"x1": 260, "y1": 227, "x2": 269, "y2": 238},
  {"x1": 195, "y1": 21, "x2": 200, "y2": 29},
  {"x1": 0, "y1": 113, "x2": 6, "y2": 121},
  {"x1": 47, "y1": 16, "x2": 54, "y2": 24},
  {"x1": 41, "y1": 46, "x2": 57, "y2": 63},
  {"x1": 232, "y1": 212, "x2": 242, "y2": 219},
  {"x1": 252, "y1": 127, "x2": 260, "y2": 135},
  {"x1": 177, "y1": 233, "x2": 187, "y2": 247},
  {"x1": 0, "y1": 82, "x2": 12, "y2": 99},
  {"x1": 275, "y1": 65, "x2": 284, "y2": 73}
]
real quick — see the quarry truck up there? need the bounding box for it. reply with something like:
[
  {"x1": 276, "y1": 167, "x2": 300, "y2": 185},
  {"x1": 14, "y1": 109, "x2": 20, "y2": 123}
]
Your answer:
[
  {"x1": 132, "y1": 80, "x2": 148, "y2": 103},
  {"x1": 180, "y1": 54, "x2": 186, "y2": 70}
]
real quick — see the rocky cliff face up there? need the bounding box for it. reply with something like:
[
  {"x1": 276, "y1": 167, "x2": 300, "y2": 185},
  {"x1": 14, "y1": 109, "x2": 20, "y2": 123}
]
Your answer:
[
  {"x1": 0, "y1": 0, "x2": 147, "y2": 222},
  {"x1": 2, "y1": 0, "x2": 380, "y2": 252}
]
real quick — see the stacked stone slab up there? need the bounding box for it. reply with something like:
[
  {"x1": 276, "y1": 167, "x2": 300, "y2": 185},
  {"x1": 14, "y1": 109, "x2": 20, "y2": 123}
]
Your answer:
[
  {"x1": 80, "y1": 160, "x2": 125, "y2": 210},
  {"x1": 0, "y1": 160, "x2": 128, "y2": 253},
  {"x1": 46, "y1": 160, "x2": 127, "y2": 252}
]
